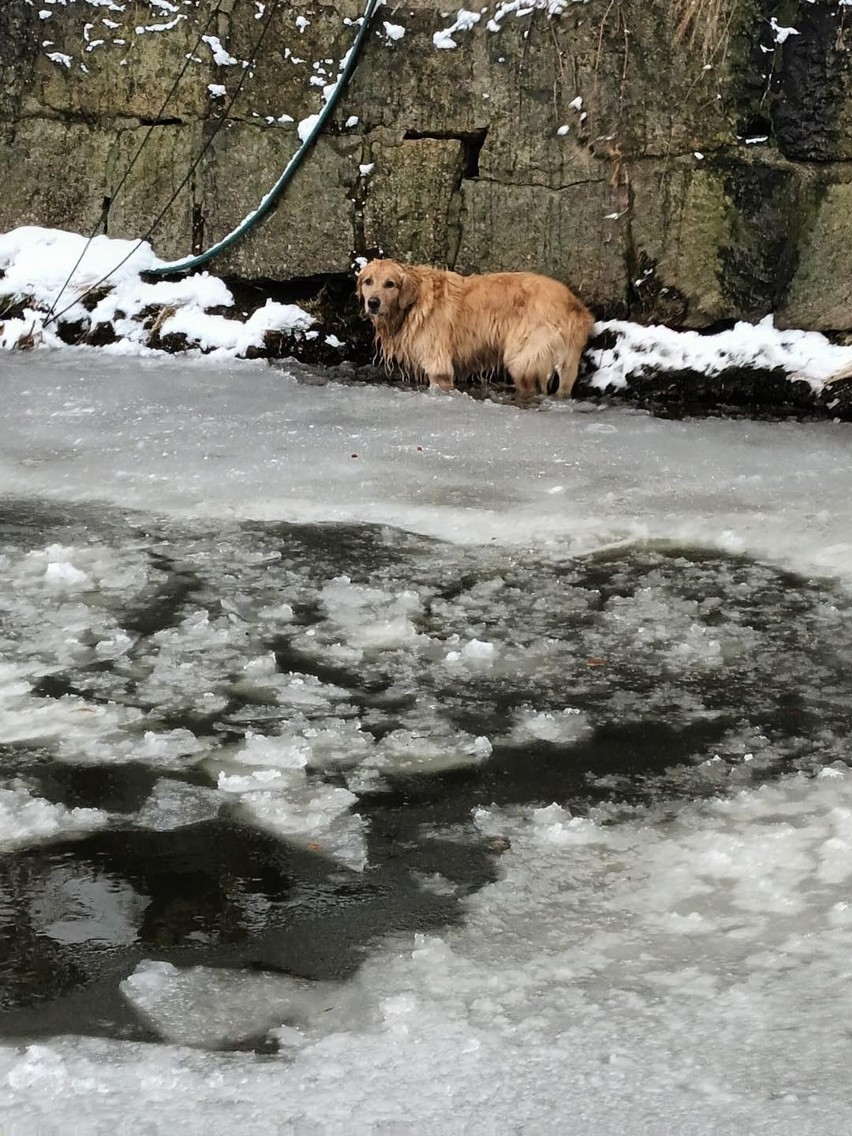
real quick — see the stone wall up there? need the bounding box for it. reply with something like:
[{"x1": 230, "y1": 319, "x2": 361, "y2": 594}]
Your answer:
[{"x1": 2, "y1": 0, "x2": 852, "y2": 330}]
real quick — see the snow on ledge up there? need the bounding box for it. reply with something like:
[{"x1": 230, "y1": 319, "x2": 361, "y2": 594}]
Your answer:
[
  {"x1": 0, "y1": 226, "x2": 314, "y2": 358},
  {"x1": 591, "y1": 317, "x2": 852, "y2": 394},
  {"x1": 434, "y1": 0, "x2": 585, "y2": 42}
]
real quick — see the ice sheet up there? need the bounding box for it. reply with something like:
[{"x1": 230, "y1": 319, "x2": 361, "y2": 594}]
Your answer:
[
  {"x1": 0, "y1": 352, "x2": 851, "y2": 585},
  {"x1": 0, "y1": 350, "x2": 851, "y2": 1134},
  {"x1": 5, "y1": 772, "x2": 852, "y2": 1134}
]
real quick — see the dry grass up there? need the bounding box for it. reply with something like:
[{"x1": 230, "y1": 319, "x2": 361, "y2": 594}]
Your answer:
[{"x1": 673, "y1": 0, "x2": 736, "y2": 62}]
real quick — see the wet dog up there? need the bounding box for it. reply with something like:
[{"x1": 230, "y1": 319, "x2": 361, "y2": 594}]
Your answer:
[{"x1": 356, "y1": 258, "x2": 594, "y2": 397}]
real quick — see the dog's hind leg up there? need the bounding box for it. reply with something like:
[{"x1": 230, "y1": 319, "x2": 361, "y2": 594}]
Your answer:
[
  {"x1": 429, "y1": 374, "x2": 455, "y2": 391},
  {"x1": 552, "y1": 349, "x2": 581, "y2": 398},
  {"x1": 505, "y1": 364, "x2": 539, "y2": 399},
  {"x1": 550, "y1": 310, "x2": 595, "y2": 397},
  {"x1": 507, "y1": 346, "x2": 558, "y2": 400},
  {"x1": 505, "y1": 337, "x2": 551, "y2": 399}
]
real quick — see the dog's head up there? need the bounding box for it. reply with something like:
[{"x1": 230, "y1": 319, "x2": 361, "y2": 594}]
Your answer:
[{"x1": 356, "y1": 259, "x2": 418, "y2": 321}]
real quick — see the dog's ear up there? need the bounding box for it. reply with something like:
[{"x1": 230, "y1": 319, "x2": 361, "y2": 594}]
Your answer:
[
  {"x1": 355, "y1": 271, "x2": 365, "y2": 301},
  {"x1": 398, "y1": 271, "x2": 418, "y2": 311}
]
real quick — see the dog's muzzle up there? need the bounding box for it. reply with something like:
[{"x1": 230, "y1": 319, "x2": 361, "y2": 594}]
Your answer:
[{"x1": 367, "y1": 296, "x2": 381, "y2": 314}]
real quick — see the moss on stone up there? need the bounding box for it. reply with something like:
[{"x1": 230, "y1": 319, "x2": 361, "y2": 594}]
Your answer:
[{"x1": 779, "y1": 178, "x2": 852, "y2": 331}]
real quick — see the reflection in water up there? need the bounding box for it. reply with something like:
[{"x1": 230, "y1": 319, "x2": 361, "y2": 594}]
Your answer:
[{"x1": 29, "y1": 865, "x2": 149, "y2": 946}]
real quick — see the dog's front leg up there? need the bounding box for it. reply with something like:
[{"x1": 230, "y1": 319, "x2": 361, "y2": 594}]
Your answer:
[
  {"x1": 422, "y1": 355, "x2": 455, "y2": 392},
  {"x1": 429, "y1": 374, "x2": 455, "y2": 391}
]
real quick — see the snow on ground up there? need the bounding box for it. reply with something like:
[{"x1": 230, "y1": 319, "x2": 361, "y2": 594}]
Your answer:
[
  {"x1": 0, "y1": 227, "x2": 314, "y2": 356},
  {"x1": 5, "y1": 226, "x2": 852, "y2": 388},
  {"x1": 438, "y1": 0, "x2": 583, "y2": 44},
  {"x1": 589, "y1": 316, "x2": 852, "y2": 391}
]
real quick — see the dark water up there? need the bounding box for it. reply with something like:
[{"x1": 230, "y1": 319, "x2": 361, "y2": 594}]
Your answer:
[{"x1": 1, "y1": 500, "x2": 851, "y2": 1048}]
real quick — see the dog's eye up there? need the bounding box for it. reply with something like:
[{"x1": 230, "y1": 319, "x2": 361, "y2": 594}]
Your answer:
[
  {"x1": 383, "y1": 280, "x2": 397, "y2": 289},
  {"x1": 363, "y1": 277, "x2": 373, "y2": 286}
]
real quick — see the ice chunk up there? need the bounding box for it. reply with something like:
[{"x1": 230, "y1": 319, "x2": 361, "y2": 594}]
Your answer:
[
  {"x1": 216, "y1": 759, "x2": 366, "y2": 870},
  {"x1": 0, "y1": 782, "x2": 108, "y2": 850},
  {"x1": 368, "y1": 727, "x2": 492, "y2": 775},
  {"x1": 529, "y1": 802, "x2": 597, "y2": 845},
  {"x1": 508, "y1": 707, "x2": 592, "y2": 746},
  {"x1": 228, "y1": 729, "x2": 310, "y2": 772},
  {"x1": 44, "y1": 560, "x2": 88, "y2": 587},
  {"x1": 1, "y1": 693, "x2": 142, "y2": 748},
  {"x1": 134, "y1": 778, "x2": 221, "y2": 831},
  {"x1": 444, "y1": 637, "x2": 496, "y2": 667},
  {"x1": 120, "y1": 960, "x2": 343, "y2": 1049}
]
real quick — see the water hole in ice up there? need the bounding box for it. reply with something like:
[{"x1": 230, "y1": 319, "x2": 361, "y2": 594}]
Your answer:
[{"x1": 0, "y1": 498, "x2": 849, "y2": 1050}]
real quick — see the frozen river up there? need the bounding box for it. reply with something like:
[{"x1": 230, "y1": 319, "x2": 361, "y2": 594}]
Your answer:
[{"x1": 1, "y1": 351, "x2": 852, "y2": 1134}]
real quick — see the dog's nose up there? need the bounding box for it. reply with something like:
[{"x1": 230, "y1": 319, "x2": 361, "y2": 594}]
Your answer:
[{"x1": 367, "y1": 296, "x2": 381, "y2": 313}]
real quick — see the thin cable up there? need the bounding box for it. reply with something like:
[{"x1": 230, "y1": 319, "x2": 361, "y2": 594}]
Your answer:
[
  {"x1": 110, "y1": 4, "x2": 228, "y2": 208},
  {"x1": 43, "y1": 0, "x2": 226, "y2": 327},
  {"x1": 45, "y1": 0, "x2": 284, "y2": 329},
  {"x1": 148, "y1": 0, "x2": 383, "y2": 276}
]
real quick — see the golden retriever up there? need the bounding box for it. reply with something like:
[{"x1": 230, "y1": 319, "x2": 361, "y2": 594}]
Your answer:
[{"x1": 356, "y1": 258, "x2": 594, "y2": 397}]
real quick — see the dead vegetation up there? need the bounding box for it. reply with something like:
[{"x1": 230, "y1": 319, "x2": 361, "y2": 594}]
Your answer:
[{"x1": 673, "y1": 0, "x2": 738, "y2": 63}]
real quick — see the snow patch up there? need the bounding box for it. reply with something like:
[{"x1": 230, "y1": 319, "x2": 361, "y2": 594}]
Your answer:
[
  {"x1": 434, "y1": 8, "x2": 481, "y2": 48},
  {"x1": 592, "y1": 316, "x2": 852, "y2": 392},
  {"x1": 201, "y1": 34, "x2": 238, "y2": 66},
  {"x1": 0, "y1": 226, "x2": 313, "y2": 357}
]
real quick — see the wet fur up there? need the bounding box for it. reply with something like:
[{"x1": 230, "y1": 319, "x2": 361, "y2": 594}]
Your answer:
[{"x1": 356, "y1": 259, "x2": 595, "y2": 397}]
